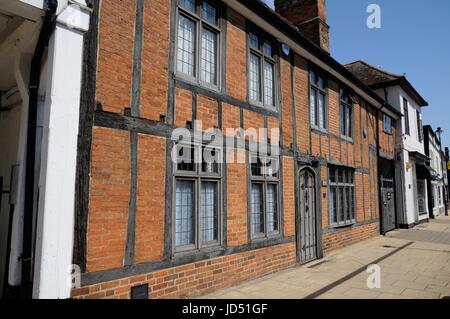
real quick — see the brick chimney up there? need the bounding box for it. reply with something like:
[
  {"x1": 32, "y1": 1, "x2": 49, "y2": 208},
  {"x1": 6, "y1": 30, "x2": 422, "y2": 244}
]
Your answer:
[{"x1": 274, "y1": 0, "x2": 330, "y2": 53}]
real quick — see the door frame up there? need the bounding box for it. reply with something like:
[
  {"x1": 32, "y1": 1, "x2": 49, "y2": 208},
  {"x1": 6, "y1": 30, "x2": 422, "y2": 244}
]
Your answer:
[{"x1": 296, "y1": 165, "x2": 323, "y2": 264}]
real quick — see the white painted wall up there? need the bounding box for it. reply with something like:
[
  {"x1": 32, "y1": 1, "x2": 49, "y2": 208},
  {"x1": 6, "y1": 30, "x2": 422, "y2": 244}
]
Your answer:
[
  {"x1": 375, "y1": 85, "x2": 428, "y2": 225},
  {"x1": 31, "y1": 2, "x2": 89, "y2": 299}
]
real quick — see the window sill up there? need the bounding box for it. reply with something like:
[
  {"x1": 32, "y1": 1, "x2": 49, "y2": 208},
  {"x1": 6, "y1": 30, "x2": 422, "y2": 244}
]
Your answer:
[
  {"x1": 250, "y1": 233, "x2": 282, "y2": 244},
  {"x1": 175, "y1": 74, "x2": 222, "y2": 95},
  {"x1": 330, "y1": 220, "x2": 356, "y2": 229},
  {"x1": 248, "y1": 100, "x2": 279, "y2": 113},
  {"x1": 173, "y1": 245, "x2": 224, "y2": 259},
  {"x1": 340, "y1": 135, "x2": 354, "y2": 144},
  {"x1": 311, "y1": 126, "x2": 328, "y2": 135}
]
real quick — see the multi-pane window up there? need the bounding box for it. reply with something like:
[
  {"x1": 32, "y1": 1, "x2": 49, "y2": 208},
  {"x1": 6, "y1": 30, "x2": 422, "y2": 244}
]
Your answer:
[
  {"x1": 403, "y1": 98, "x2": 410, "y2": 135},
  {"x1": 340, "y1": 88, "x2": 353, "y2": 139},
  {"x1": 309, "y1": 70, "x2": 327, "y2": 130},
  {"x1": 177, "y1": 0, "x2": 221, "y2": 87},
  {"x1": 248, "y1": 31, "x2": 277, "y2": 108},
  {"x1": 416, "y1": 110, "x2": 423, "y2": 142},
  {"x1": 383, "y1": 114, "x2": 393, "y2": 134},
  {"x1": 249, "y1": 155, "x2": 280, "y2": 238},
  {"x1": 329, "y1": 166, "x2": 355, "y2": 227},
  {"x1": 174, "y1": 143, "x2": 222, "y2": 251}
]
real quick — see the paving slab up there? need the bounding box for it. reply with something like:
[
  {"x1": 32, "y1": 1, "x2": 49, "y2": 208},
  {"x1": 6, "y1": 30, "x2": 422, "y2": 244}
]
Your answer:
[{"x1": 200, "y1": 216, "x2": 450, "y2": 299}]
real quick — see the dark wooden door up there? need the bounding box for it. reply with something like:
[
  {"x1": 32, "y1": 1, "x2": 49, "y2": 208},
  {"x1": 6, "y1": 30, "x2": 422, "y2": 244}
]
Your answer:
[
  {"x1": 381, "y1": 177, "x2": 396, "y2": 233},
  {"x1": 299, "y1": 169, "x2": 317, "y2": 263}
]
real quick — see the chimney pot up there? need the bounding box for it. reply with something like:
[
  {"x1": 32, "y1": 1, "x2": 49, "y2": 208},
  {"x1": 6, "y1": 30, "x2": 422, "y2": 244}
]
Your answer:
[{"x1": 275, "y1": 0, "x2": 330, "y2": 52}]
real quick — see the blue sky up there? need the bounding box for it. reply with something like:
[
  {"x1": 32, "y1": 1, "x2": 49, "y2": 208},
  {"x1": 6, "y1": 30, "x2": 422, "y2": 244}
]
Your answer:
[{"x1": 263, "y1": 0, "x2": 450, "y2": 149}]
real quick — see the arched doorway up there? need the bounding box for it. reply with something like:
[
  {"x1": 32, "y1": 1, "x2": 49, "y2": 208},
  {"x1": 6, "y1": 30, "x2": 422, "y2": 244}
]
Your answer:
[{"x1": 299, "y1": 168, "x2": 318, "y2": 263}]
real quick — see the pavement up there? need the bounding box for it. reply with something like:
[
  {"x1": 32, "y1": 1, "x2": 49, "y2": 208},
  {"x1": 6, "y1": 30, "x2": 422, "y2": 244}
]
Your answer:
[{"x1": 201, "y1": 215, "x2": 450, "y2": 299}]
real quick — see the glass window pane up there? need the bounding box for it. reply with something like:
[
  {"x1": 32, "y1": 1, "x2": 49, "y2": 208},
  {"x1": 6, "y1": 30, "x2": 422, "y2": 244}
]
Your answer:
[
  {"x1": 250, "y1": 184, "x2": 264, "y2": 235},
  {"x1": 201, "y1": 182, "x2": 218, "y2": 242},
  {"x1": 249, "y1": 53, "x2": 261, "y2": 102},
  {"x1": 180, "y1": 0, "x2": 196, "y2": 12},
  {"x1": 318, "y1": 76, "x2": 324, "y2": 90},
  {"x1": 263, "y1": 61, "x2": 274, "y2": 106},
  {"x1": 319, "y1": 92, "x2": 325, "y2": 129},
  {"x1": 266, "y1": 184, "x2": 278, "y2": 233},
  {"x1": 263, "y1": 41, "x2": 272, "y2": 57},
  {"x1": 347, "y1": 107, "x2": 353, "y2": 137},
  {"x1": 249, "y1": 33, "x2": 259, "y2": 49},
  {"x1": 175, "y1": 180, "x2": 195, "y2": 246},
  {"x1": 310, "y1": 88, "x2": 316, "y2": 126},
  {"x1": 310, "y1": 70, "x2": 316, "y2": 85},
  {"x1": 201, "y1": 1, "x2": 217, "y2": 25},
  {"x1": 338, "y1": 187, "x2": 344, "y2": 223},
  {"x1": 251, "y1": 156, "x2": 263, "y2": 177},
  {"x1": 265, "y1": 158, "x2": 279, "y2": 178},
  {"x1": 201, "y1": 146, "x2": 219, "y2": 174},
  {"x1": 340, "y1": 105, "x2": 346, "y2": 136},
  {"x1": 177, "y1": 15, "x2": 196, "y2": 77},
  {"x1": 330, "y1": 187, "x2": 337, "y2": 224},
  {"x1": 201, "y1": 28, "x2": 217, "y2": 84},
  {"x1": 177, "y1": 145, "x2": 195, "y2": 171}
]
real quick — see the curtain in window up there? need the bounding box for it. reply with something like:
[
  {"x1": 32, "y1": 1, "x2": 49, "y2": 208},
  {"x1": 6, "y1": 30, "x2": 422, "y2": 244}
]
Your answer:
[
  {"x1": 175, "y1": 181, "x2": 195, "y2": 246},
  {"x1": 200, "y1": 182, "x2": 217, "y2": 242}
]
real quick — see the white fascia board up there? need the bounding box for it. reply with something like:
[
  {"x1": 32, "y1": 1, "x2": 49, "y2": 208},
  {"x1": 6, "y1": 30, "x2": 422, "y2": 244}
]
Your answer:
[
  {"x1": 223, "y1": 0, "x2": 385, "y2": 111},
  {"x1": 32, "y1": 24, "x2": 86, "y2": 299}
]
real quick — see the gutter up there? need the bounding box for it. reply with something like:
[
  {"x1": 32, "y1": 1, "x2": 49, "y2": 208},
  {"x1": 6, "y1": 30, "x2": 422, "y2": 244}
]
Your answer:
[{"x1": 21, "y1": 0, "x2": 58, "y2": 298}]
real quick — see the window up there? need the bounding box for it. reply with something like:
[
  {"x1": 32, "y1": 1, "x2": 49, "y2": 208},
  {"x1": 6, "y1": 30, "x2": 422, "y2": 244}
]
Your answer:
[
  {"x1": 176, "y1": 0, "x2": 221, "y2": 87},
  {"x1": 248, "y1": 30, "x2": 278, "y2": 109},
  {"x1": 329, "y1": 166, "x2": 355, "y2": 227},
  {"x1": 174, "y1": 143, "x2": 222, "y2": 251},
  {"x1": 416, "y1": 110, "x2": 423, "y2": 142},
  {"x1": 383, "y1": 114, "x2": 393, "y2": 134},
  {"x1": 403, "y1": 98, "x2": 410, "y2": 135},
  {"x1": 340, "y1": 88, "x2": 353, "y2": 139},
  {"x1": 309, "y1": 70, "x2": 327, "y2": 130},
  {"x1": 249, "y1": 154, "x2": 280, "y2": 238}
]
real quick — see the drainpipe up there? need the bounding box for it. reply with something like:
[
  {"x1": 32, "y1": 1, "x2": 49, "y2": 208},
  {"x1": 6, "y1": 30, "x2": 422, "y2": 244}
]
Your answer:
[
  {"x1": 376, "y1": 102, "x2": 384, "y2": 234},
  {"x1": 21, "y1": 0, "x2": 58, "y2": 298}
]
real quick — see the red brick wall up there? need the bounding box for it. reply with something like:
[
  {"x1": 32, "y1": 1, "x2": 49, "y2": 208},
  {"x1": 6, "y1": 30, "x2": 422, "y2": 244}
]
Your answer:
[
  {"x1": 174, "y1": 88, "x2": 192, "y2": 128},
  {"x1": 283, "y1": 156, "x2": 296, "y2": 237},
  {"x1": 140, "y1": 0, "x2": 170, "y2": 121},
  {"x1": 222, "y1": 103, "x2": 241, "y2": 137},
  {"x1": 73, "y1": 242, "x2": 296, "y2": 299},
  {"x1": 226, "y1": 150, "x2": 248, "y2": 247},
  {"x1": 196, "y1": 95, "x2": 219, "y2": 131},
  {"x1": 87, "y1": 127, "x2": 131, "y2": 272},
  {"x1": 323, "y1": 222, "x2": 379, "y2": 253},
  {"x1": 96, "y1": 0, "x2": 134, "y2": 114},
  {"x1": 135, "y1": 134, "x2": 166, "y2": 264},
  {"x1": 294, "y1": 55, "x2": 309, "y2": 153},
  {"x1": 226, "y1": 8, "x2": 247, "y2": 101}
]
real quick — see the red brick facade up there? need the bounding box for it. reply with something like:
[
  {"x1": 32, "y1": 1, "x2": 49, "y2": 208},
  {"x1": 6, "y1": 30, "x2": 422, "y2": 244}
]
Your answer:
[{"x1": 73, "y1": 0, "x2": 397, "y2": 299}]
